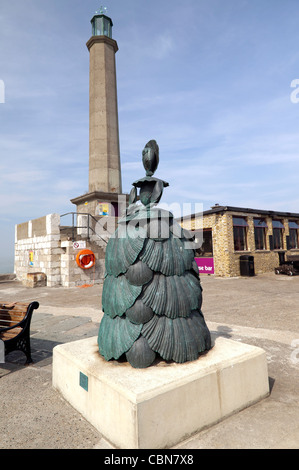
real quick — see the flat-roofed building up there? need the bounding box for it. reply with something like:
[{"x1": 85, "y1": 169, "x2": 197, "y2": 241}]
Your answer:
[{"x1": 180, "y1": 205, "x2": 299, "y2": 277}]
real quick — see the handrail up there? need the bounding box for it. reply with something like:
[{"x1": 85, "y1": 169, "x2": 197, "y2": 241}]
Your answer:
[{"x1": 60, "y1": 212, "x2": 110, "y2": 244}]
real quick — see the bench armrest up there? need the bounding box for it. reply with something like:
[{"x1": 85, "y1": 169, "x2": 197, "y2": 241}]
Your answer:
[
  {"x1": 0, "y1": 323, "x2": 24, "y2": 333},
  {"x1": 0, "y1": 301, "x2": 39, "y2": 334}
]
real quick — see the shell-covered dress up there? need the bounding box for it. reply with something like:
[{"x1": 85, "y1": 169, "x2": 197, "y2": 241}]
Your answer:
[{"x1": 98, "y1": 140, "x2": 212, "y2": 368}]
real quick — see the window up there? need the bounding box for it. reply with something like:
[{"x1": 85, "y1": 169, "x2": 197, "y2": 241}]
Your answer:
[
  {"x1": 289, "y1": 221, "x2": 299, "y2": 249},
  {"x1": 272, "y1": 220, "x2": 284, "y2": 249},
  {"x1": 233, "y1": 217, "x2": 248, "y2": 251},
  {"x1": 193, "y1": 229, "x2": 213, "y2": 257},
  {"x1": 194, "y1": 229, "x2": 213, "y2": 257},
  {"x1": 254, "y1": 218, "x2": 267, "y2": 250}
]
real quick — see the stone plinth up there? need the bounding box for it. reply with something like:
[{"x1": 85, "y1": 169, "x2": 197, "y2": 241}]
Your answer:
[{"x1": 52, "y1": 336, "x2": 269, "y2": 449}]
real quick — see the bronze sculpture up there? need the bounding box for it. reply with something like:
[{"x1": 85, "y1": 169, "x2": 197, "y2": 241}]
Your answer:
[{"x1": 98, "y1": 140, "x2": 212, "y2": 368}]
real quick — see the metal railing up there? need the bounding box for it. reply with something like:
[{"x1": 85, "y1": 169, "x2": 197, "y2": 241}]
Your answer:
[{"x1": 60, "y1": 212, "x2": 109, "y2": 244}]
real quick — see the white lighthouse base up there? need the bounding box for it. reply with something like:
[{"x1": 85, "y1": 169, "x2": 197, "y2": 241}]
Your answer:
[{"x1": 52, "y1": 336, "x2": 269, "y2": 449}]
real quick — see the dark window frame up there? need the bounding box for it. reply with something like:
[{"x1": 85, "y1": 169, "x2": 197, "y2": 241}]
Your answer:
[
  {"x1": 254, "y1": 218, "x2": 267, "y2": 250},
  {"x1": 233, "y1": 216, "x2": 248, "y2": 251},
  {"x1": 272, "y1": 219, "x2": 284, "y2": 250},
  {"x1": 193, "y1": 228, "x2": 213, "y2": 257},
  {"x1": 288, "y1": 220, "x2": 299, "y2": 249}
]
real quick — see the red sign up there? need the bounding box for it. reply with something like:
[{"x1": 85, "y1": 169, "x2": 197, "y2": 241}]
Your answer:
[{"x1": 195, "y1": 257, "x2": 214, "y2": 274}]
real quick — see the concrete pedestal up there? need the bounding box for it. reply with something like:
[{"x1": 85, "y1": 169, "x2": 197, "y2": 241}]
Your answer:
[{"x1": 52, "y1": 336, "x2": 269, "y2": 449}]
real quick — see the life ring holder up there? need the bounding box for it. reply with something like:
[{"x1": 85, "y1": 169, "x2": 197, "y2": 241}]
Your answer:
[{"x1": 76, "y1": 249, "x2": 96, "y2": 270}]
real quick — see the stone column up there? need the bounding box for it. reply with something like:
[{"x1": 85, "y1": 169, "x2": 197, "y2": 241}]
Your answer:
[{"x1": 87, "y1": 36, "x2": 122, "y2": 195}]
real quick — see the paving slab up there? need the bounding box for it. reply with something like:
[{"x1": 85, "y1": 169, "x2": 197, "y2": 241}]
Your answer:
[{"x1": 0, "y1": 273, "x2": 298, "y2": 449}]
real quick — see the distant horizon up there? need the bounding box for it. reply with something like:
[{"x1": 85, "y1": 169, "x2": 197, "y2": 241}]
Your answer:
[{"x1": 0, "y1": 259, "x2": 14, "y2": 274}]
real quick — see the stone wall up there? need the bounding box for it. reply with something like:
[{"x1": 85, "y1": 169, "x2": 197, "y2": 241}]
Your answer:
[
  {"x1": 227, "y1": 213, "x2": 294, "y2": 277},
  {"x1": 181, "y1": 212, "x2": 233, "y2": 277},
  {"x1": 14, "y1": 213, "x2": 106, "y2": 287},
  {"x1": 14, "y1": 214, "x2": 62, "y2": 287},
  {"x1": 60, "y1": 239, "x2": 105, "y2": 288}
]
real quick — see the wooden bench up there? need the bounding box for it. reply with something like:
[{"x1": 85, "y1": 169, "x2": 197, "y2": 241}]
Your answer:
[{"x1": 0, "y1": 301, "x2": 39, "y2": 364}]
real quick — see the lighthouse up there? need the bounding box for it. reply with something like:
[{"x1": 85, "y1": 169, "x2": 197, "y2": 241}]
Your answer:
[{"x1": 71, "y1": 7, "x2": 127, "y2": 217}]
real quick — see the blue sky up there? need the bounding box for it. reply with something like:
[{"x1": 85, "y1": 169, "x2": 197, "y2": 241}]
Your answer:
[{"x1": 1, "y1": 0, "x2": 299, "y2": 272}]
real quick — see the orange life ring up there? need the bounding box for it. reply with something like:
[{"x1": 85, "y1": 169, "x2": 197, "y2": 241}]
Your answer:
[{"x1": 76, "y1": 249, "x2": 96, "y2": 270}]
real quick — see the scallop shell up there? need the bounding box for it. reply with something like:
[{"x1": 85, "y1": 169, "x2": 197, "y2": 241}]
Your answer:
[
  {"x1": 125, "y1": 335, "x2": 156, "y2": 368},
  {"x1": 146, "y1": 215, "x2": 172, "y2": 240},
  {"x1": 186, "y1": 310, "x2": 211, "y2": 351},
  {"x1": 125, "y1": 299, "x2": 154, "y2": 324},
  {"x1": 125, "y1": 260, "x2": 153, "y2": 286},
  {"x1": 141, "y1": 272, "x2": 202, "y2": 318},
  {"x1": 142, "y1": 310, "x2": 211, "y2": 363},
  {"x1": 98, "y1": 313, "x2": 142, "y2": 361},
  {"x1": 102, "y1": 275, "x2": 142, "y2": 318},
  {"x1": 192, "y1": 260, "x2": 200, "y2": 277},
  {"x1": 140, "y1": 235, "x2": 194, "y2": 276},
  {"x1": 105, "y1": 225, "x2": 146, "y2": 276}
]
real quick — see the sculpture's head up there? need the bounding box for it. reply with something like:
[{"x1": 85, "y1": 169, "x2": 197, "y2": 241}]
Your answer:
[{"x1": 142, "y1": 140, "x2": 159, "y2": 177}]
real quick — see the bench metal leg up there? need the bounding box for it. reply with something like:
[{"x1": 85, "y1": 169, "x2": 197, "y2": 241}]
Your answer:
[
  {"x1": 5, "y1": 334, "x2": 33, "y2": 364},
  {"x1": 17, "y1": 335, "x2": 33, "y2": 364}
]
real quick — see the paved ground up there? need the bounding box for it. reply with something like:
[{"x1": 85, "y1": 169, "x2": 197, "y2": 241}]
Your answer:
[{"x1": 0, "y1": 272, "x2": 298, "y2": 449}]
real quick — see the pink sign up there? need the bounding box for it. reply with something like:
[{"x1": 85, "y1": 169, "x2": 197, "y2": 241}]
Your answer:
[{"x1": 195, "y1": 257, "x2": 214, "y2": 274}]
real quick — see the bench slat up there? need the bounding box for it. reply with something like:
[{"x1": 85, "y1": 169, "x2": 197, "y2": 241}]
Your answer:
[
  {"x1": 0, "y1": 312, "x2": 26, "y2": 320},
  {"x1": 0, "y1": 306, "x2": 27, "y2": 311},
  {"x1": 0, "y1": 303, "x2": 29, "y2": 331},
  {"x1": 0, "y1": 308, "x2": 27, "y2": 330},
  {"x1": 0, "y1": 303, "x2": 29, "y2": 309},
  {"x1": 0, "y1": 308, "x2": 27, "y2": 315},
  {"x1": 0, "y1": 310, "x2": 26, "y2": 316},
  {"x1": 0, "y1": 328, "x2": 22, "y2": 341},
  {"x1": 0, "y1": 320, "x2": 21, "y2": 329}
]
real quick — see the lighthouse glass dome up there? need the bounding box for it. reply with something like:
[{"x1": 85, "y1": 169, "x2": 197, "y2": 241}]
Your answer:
[{"x1": 91, "y1": 14, "x2": 113, "y2": 38}]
